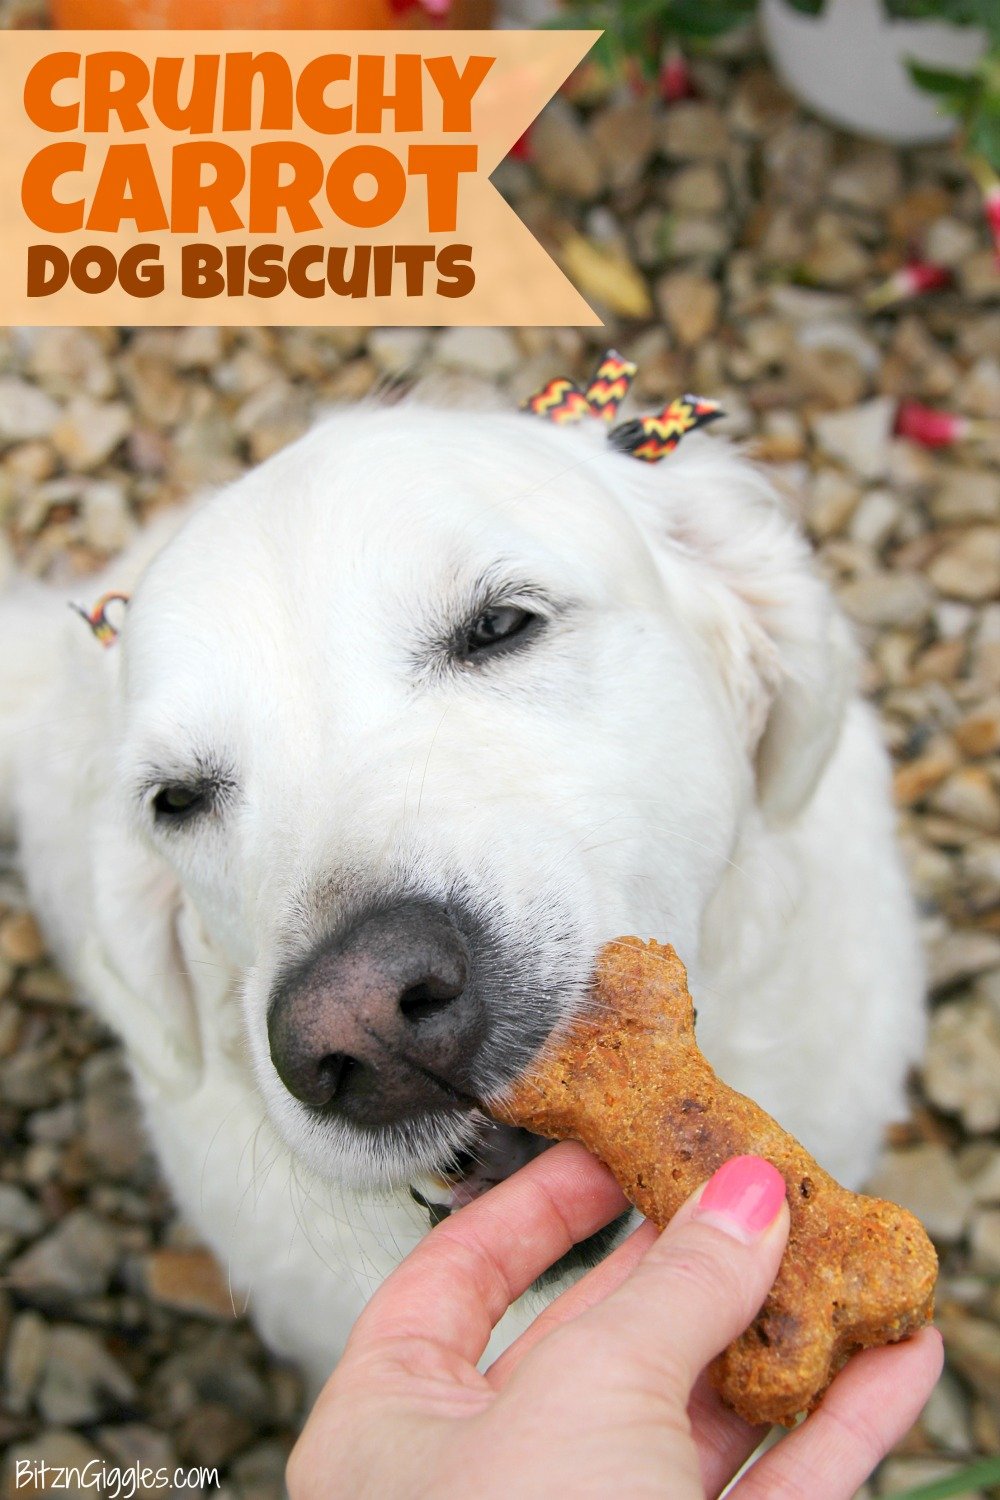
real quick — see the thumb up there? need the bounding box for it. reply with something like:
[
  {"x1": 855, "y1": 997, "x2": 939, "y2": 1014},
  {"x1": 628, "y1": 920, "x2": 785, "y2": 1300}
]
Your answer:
[{"x1": 567, "y1": 1156, "x2": 790, "y2": 1403}]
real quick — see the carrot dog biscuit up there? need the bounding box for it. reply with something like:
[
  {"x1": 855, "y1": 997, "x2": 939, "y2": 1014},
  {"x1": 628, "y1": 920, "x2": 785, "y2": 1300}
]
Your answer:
[{"x1": 490, "y1": 937, "x2": 937, "y2": 1427}]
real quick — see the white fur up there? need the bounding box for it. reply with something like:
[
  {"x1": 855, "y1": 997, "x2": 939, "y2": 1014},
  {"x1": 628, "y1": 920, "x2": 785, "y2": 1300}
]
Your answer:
[{"x1": 2, "y1": 402, "x2": 924, "y2": 1392}]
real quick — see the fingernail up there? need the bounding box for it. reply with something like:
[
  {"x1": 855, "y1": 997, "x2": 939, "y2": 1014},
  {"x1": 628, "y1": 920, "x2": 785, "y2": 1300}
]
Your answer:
[{"x1": 694, "y1": 1156, "x2": 786, "y2": 1244}]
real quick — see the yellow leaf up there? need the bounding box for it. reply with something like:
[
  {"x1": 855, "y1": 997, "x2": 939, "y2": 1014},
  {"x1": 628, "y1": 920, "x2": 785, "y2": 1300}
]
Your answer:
[{"x1": 560, "y1": 232, "x2": 653, "y2": 319}]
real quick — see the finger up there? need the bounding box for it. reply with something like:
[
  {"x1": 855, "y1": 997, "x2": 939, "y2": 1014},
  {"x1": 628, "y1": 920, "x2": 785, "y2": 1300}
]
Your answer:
[
  {"x1": 732, "y1": 1327, "x2": 944, "y2": 1500},
  {"x1": 486, "y1": 1215, "x2": 659, "y2": 1386},
  {"x1": 529, "y1": 1156, "x2": 790, "y2": 1405},
  {"x1": 343, "y1": 1141, "x2": 628, "y2": 1376},
  {"x1": 687, "y1": 1373, "x2": 767, "y2": 1500}
]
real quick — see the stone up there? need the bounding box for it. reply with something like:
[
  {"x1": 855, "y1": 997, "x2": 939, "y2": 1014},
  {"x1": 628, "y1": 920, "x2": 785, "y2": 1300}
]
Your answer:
[
  {"x1": 591, "y1": 99, "x2": 656, "y2": 192},
  {"x1": 811, "y1": 397, "x2": 895, "y2": 481},
  {"x1": 764, "y1": 122, "x2": 832, "y2": 209},
  {"x1": 229, "y1": 1441, "x2": 289, "y2": 1500},
  {"x1": 791, "y1": 346, "x2": 867, "y2": 409},
  {"x1": 964, "y1": 1147, "x2": 1000, "y2": 1205},
  {"x1": 954, "y1": 710, "x2": 1000, "y2": 759},
  {"x1": 434, "y1": 327, "x2": 520, "y2": 380},
  {"x1": 0, "y1": 911, "x2": 45, "y2": 966},
  {"x1": 930, "y1": 768, "x2": 1000, "y2": 835},
  {"x1": 529, "y1": 97, "x2": 604, "y2": 200},
  {"x1": 959, "y1": 248, "x2": 1000, "y2": 303},
  {"x1": 849, "y1": 489, "x2": 900, "y2": 550},
  {"x1": 51, "y1": 398, "x2": 131, "y2": 471},
  {"x1": 929, "y1": 932, "x2": 1000, "y2": 993},
  {"x1": 730, "y1": 68, "x2": 797, "y2": 136},
  {"x1": 970, "y1": 1208, "x2": 1000, "y2": 1275},
  {"x1": 666, "y1": 216, "x2": 733, "y2": 260},
  {"x1": 0, "y1": 1045, "x2": 73, "y2": 1110},
  {"x1": 963, "y1": 841, "x2": 1000, "y2": 909},
  {"x1": 27, "y1": 1100, "x2": 80, "y2": 1145},
  {"x1": 174, "y1": 325, "x2": 226, "y2": 370},
  {"x1": 924, "y1": 999, "x2": 1000, "y2": 1133},
  {"x1": 367, "y1": 328, "x2": 429, "y2": 378},
  {"x1": 233, "y1": 383, "x2": 311, "y2": 464},
  {"x1": 805, "y1": 469, "x2": 861, "y2": 538},
  {"x1": 97, "y1": 1424, "x2": 177, "y2": 1475},
  {"x1": 2, "y1": 1431, "x2": 104, "y2": 1499},
  {"x1": 0, "y1": 378, "x2": 60, "y2": 442},
  {"x1": 656, "y1": 271, "x2": 721, "y2": 347},
  {"x1": 80, "y1": 480, "x2": 133, "y2": 553},
  {"x1": 3, "y1": 1311, "x2": 49, "y2": 1415},
  {"x1": 901, "y1": 836, "x2": 954, "y2": 902},
  {"x1": 866, "y1": 1143, "x2": 972, "y2": 1242},
  {"x1": 928, "y1": 528, "x2": 1000, "y2": 604},
  {"x1": 140, "y1": 1247, "x2": 238, "y2": 1320},
  {"x1": 661, "y1": 101, "x2": 729, "y2": 160},
  {"x1": 920, "y1": 1366, "x2": 973, "y2": 1454},
  {"x1": 910, "y1": 639, "x2": 965, "y2": 685},
  {"x1": 801, "y1": 218, "x2": 870, "y2": 289},
  {"x1": 877, "y1": 1457, "x2": 985, "y2": 1496},
  {"x1": 82, "y1": 1053, "x2": 151, "y2": 1182},
  {"x1": 924, "y1": 215, "x2": 979, "y2": 267},
  {"x1": 837, "y1": 572, "x2": 933, "y2": 629},
  {"x1": 16, "y1": 965, "x2": 73, "y2": 1007},
  {"x1": 0, "y1": 1184, "x2": 45, "y2": 1240},
  {"x1": 27, "y1": 329, "x2": 116, "y2": 400},
  {"x1": 754, "y1": 410, "x2": 806, "y2": 462},
  {"x1": 827, "y1": 145, "x2": 902, "y2": 211},
  {"x1": 36, "y1": 1326, "x2": 136, "y2": 1426},
  {"x1": 936, "y1": 1312, "x2": 1000, "y2": 1406},
  {"x1": 957, "y1": 356, "x2": 1000, "y2": 420},
  {"x1": 175, "y1": 1404, "x2": 255, "y2": 1467},
  {"x1": 7, "y1": 1209, "x2": 119, "y2": 1298},
  {"x1": 663, "y1": 163, "x2": 728, "y2": 216},
  {"x1": 931, "y1": 470, "x2": 1000, "y2": 527}
]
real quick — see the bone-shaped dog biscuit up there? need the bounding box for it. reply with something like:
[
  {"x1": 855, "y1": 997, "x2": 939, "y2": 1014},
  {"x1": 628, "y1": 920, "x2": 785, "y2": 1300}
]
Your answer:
[{"x1": 491, "y1": 937, "x2": 937, "y2": 1427}]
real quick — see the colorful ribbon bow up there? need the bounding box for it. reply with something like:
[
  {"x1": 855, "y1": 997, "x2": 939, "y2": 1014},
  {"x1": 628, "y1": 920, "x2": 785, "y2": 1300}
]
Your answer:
[
  {"x1": 71, "y1": 590, "x2": 129, "y2": 648},
  {"x1": 523, "y1": 350, "x2": 638, "y2": 425},
  {"x1": 523, "y1": 350, "x2": 724, "y2": 462}
]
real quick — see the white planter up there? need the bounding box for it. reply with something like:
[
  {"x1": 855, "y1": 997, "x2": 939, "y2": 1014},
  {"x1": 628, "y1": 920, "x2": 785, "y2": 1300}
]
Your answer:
[{"x1": 761, "y1": 0, "x2": 987, "y2": 145}]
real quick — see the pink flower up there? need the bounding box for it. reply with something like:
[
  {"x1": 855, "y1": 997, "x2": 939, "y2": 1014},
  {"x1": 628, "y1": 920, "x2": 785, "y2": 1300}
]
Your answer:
[
  {"x1": 866, "y1": 259, "x2": 951, "y2": 310},
  {"x1": 984, "y1": 184, "x2": 1000, "y2": 261},
  {"x1": 894, "y1": 401, "x2": 968, "y2": 448},
  {"x1": 659, "y1": 47, "x2": 695, "y2": 103}
]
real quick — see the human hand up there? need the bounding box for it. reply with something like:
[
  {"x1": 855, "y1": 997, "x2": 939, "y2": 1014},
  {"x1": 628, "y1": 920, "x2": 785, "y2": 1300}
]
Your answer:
[{"x1": 288, "y1": 1143, "x2": 943, "y2": 1500}]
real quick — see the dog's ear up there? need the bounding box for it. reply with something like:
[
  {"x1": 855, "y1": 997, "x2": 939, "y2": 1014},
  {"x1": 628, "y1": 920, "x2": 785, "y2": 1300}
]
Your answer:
[
  {"x1": 626, "y1": 442, "x2": 857, "y2": 827},
  {"x1": 79, "y1": 811, "x2": 233, "y2": 1096},
  {"x1": 748, "y1": 568, "x2": 856, "y2": 825}
]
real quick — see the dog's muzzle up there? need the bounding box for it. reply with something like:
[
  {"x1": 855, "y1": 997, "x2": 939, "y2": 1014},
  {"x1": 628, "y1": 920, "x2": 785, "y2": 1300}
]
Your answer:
[
  {"x1": 267, "y1": 900, "x2": 629, "y2": 1269},
  {"x1": 267, "y1": 899, "x2": 488, "y2": 1128}
]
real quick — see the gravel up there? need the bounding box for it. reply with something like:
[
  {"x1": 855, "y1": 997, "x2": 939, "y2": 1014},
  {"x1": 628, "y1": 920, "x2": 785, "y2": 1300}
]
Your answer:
[{"x1": 0, "y1": 8, "x2": 997, "y2": 1499}]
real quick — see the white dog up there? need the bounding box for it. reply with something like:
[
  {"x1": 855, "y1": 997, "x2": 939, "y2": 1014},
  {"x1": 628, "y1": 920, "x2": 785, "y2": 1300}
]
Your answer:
[{"x1": 1, "y1": 396, "x2": 925, "y2": 1393}]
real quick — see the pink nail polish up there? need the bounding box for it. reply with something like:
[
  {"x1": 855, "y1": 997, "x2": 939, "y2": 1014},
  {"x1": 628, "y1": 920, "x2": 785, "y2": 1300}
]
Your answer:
[{"x1": 694, "y1": 1156, "x2": 786, "y2": 1244}]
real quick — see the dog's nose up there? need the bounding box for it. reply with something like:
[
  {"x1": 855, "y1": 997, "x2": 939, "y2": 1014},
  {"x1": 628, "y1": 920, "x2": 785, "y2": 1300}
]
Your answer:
[{"x1": 267, "y1": 901, "x2": 484, "y2": 1127}]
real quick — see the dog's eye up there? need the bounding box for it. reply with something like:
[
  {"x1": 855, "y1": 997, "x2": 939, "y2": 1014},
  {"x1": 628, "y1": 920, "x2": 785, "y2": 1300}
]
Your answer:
[
  {"x1": 152, "y1": 783, "x2": 210, "y2": 824},
  {"x1": 464, "y1": 606, "x2": 539, "y2": 657}
]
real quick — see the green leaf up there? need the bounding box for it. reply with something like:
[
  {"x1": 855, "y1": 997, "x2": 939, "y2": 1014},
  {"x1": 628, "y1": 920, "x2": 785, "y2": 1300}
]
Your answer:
[
  {"x1": 968, "y1": 106, "x2": 1000, "y2": 169},
  {"x1": 908, "y1": 60, "x2": 979, "y2": 99},
  {"x1": 887, "y1": 1456, "x2": 1000, "y2": 1500}
]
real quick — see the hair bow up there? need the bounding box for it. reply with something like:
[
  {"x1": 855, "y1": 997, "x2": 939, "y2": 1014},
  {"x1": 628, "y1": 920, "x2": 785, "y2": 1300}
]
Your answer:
[
  {"x1": 523, "y1": 350, "x2": 724, "y2": 462},
  {"x1": 71, "y1": 590, "x2": 129, "y2": 648}
]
